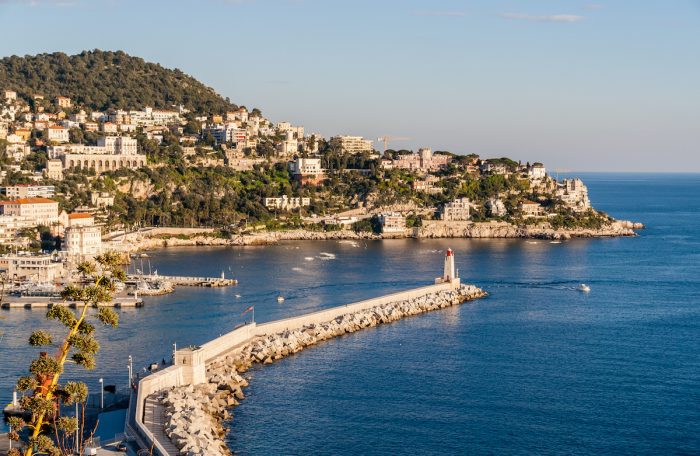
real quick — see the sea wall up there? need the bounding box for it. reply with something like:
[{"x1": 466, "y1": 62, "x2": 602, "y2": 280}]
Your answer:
[{"x1": 152, "y1": 283, "x2": 486, "y2": 455}]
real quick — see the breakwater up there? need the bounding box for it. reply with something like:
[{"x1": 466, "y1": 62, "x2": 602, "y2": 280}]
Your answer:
[{"x1": 133, "y1": 282, "x2": 485, "y2": 455}]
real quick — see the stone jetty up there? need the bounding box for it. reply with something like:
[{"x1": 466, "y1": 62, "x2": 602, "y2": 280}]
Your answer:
[{"x1": 157, "y1": 284, "x2": 486, "y2": 455}]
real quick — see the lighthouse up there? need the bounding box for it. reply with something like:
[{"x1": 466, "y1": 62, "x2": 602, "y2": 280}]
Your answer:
[{"x1": 443, "y1": 248, "x2": 456, "y2": 282}]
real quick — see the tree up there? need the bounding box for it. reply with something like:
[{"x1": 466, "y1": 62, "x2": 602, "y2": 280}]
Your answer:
[{"x1": 11, "y1": 252, "x2": 125, "y2": 456}]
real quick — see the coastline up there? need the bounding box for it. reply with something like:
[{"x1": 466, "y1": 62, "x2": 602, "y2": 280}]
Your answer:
[{"x1": 109, "y1": 220, "x2": 643, "y2": 252}]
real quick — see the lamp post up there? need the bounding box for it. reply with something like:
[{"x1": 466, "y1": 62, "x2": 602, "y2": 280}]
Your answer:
[
  {"x1": 128, "y1": 355, "x2": 133, "y2": 386},
  {"x1": 99, "y1": 378, "x2": 104, "y2": 409}
]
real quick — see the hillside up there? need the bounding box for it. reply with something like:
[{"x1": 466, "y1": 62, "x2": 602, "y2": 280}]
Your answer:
[{"x1": 0, "y1": 49, "x2": 237, "y2": 113}]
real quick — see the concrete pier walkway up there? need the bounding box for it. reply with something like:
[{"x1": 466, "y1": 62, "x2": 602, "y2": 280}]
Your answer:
[{"x1": 143, "y1": 394, "x2": 178, "y2": 455}]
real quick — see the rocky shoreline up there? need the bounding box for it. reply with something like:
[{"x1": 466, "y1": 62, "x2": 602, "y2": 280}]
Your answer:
[
  {"x1": 159, "y1": 285, "x2": 486, "y2": 455},
  {"x1": 125, "y1": 220, "x2": 644, "y2": 251}
]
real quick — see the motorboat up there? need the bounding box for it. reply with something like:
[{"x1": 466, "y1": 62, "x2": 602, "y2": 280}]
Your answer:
[
  {"x1": 578, "y1": 284, "x2": 591, "y2": 293},
  {"x1": 277, "y1": 296, "x2": 285, "y2": 303}
]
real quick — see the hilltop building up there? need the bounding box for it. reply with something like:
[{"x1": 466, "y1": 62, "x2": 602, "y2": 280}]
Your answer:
[
  {"x1": 289, "y1": 157, "x2": 326, "y2": 186},
  {"x1": 47, "y1": 126, "x2": 70, "y2": 143},
  {"x1": 44, "y1": 159, "x2": 64, "y2": 181},
  {"x1": 264, "y1": 196, "x2": 311, "y2": 210},
  {"x1": 330, "y1": 136, "x2": 373, "y2": 154},
  {"x1": 48, "y1": 136, "x2": 146, "y2": 173},
  {"x1": 485, "y1": 198, "x2": 507, "y2": 217},
  {"x1": 527, "y1": 163, "x2": 546, "y2": 180},
  {"x1": 555, "y1": 178, "x2": 591, "y2": 212},
  {"x1": 56, "y1": 96, "x2": 72, "y2": 109},
  {"x1": 386, "y1": 148, "x2": 452, "y2": 172}
]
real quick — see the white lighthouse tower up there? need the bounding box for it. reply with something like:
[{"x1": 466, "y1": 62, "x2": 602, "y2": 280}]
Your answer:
[{"x1": 436, "y1": 248, "x2": 459, "y2": 287}]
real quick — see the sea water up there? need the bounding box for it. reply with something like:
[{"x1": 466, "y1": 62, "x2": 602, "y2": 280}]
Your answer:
[{"x1": 0, "y1": 173, "x2": 698, "y2": 454}]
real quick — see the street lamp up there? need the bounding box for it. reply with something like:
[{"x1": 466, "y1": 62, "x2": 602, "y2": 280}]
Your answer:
[
  {"x1": 128, "y1": 355, "x2": 133, "y2": 386},
  {"x1": 98, "y1": 378, "x2": 104, "y2": 409}
]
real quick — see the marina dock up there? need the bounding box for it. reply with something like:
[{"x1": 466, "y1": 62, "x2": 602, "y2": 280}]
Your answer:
[
  {"x1": 126, "y1": 274, "x2": 237, "y2": 288},
  {"x1": 1, "y1": 297, "x2": 143, "y2": 309}
]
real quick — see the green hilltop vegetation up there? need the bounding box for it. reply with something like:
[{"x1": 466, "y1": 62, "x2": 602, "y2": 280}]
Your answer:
[{"x1": 0, "y1": 49, "x2": 237, "y2": 113}]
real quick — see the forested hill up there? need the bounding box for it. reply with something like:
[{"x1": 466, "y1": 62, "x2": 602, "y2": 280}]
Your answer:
[{"x1": 0, "y1": 49, "x2": 237, "y2": 113}]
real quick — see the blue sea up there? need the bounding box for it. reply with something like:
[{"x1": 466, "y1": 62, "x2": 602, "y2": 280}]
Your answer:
[{"x1": 1, "y1": 173, "x2": 699, "y2": 454}]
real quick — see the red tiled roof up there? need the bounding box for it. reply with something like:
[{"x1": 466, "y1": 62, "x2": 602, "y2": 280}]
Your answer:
[
  {"x1": 0, "y1": 197, "x2": 57, "y2": 205},
  {"x1": 68, "y1": 213, "x2": 92, "y2": 219}
]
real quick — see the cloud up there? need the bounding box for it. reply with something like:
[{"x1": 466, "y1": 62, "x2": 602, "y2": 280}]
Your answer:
[
  {"x1": 584, "y1": 3, "x2": 604, "y2": 10},
  {"x1": 415, "y1": 11, "x2": 465, "y2": 18},
  {"x1": 499, "y1": 13, "x2": 586, "y2": 23}
]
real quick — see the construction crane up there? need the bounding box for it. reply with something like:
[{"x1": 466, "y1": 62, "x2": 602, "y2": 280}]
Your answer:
[{"x1": 377, "y1": 135, "x2": 411, "y2": 152}]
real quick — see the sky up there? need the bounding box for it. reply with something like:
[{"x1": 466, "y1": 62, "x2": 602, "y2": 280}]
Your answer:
[{"x1": 0, "y1": 0, "x2": 698, "y2": 172}]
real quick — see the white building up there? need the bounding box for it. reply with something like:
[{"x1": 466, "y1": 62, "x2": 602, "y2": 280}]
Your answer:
[
  {"x1": 48, "y1": 136, "x2": 146, "y2": 173},
  {"x1": 527, "y1": 163, "x2": 546, "y2": 180},
  {"x1": 47, "y1": 126, "x2": 70, "y2": 143},
  {"x1": 96, "y1": 136, "x2": 138, "y2": 154},
  {"x1": 520, "y1": 200, "x2": 544, "y2": 218},
  {"x1": 127, "y1": 107, "x2": 182, "y2": 126},
  {"x1": 0, "y1": 197, "x2": 60, "y2": 226},
  {"x1": 64, "y1": 213, "x2": 102, "y2": 261},
  {"x1": 0, "y1": 253, "x2": 65, "y2": 282},
  {"x1": 486, "y1": 198, "x2": 507, "y2": 217},
  {"x1": 7, "y1": 144, "x2": 31, "y2": 162},
  {"x1": 90, "y1": 192, "x2": 115, "y2": 208},
  {"x1": 556, "y1": 178, "x2": 591, "y2": 212},
  {"x1": 440, "y1": 197, "x2": 471, "y2": 221},
  {"x1": 45, "y1": 159, "x2": 64, "y2": 181},
  {"x1": 378, "y1": 213, "x2": 406, "y2": 233},
  {"x1": 4, "y1": 90, "x2": 17, "y2": 102},
  {"x1": 101, "y1": 122, "x2": 118, "y2": 134},
  {"x1": 289, "y1": 157, "x2": 326, "y2": 185},
  {"x1": 204, "y1": 125, "x2": 246, "y2": 146},
  {"x1": 264, "y1": 195, "x2": 311, "y2": 210},
  {"x1": 1, "y1": 184, "x2": 55, "y2": 199},
  {"x1": 0, "y1": 215, "x2": 35, "y2": 242},
  {"x1": 277, "y1": 131, "x2": 298, "y2": 156},
  {"x1": 330, "y1": 136, "x2": 373, "y2": 154}
]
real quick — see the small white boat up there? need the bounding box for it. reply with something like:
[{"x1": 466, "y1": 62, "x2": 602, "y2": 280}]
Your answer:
[
  {"x1": 277, "y1": 296, "x2": 285, "y2": 302},
  {"x1": 234, "y1": 294, "x2": 241, "y2": 299},
  {"x1": 578, "y1": 284, "x2": 591, "y2": 293}
]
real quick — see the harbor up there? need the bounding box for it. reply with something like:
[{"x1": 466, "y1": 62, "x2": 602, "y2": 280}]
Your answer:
[{"x1": 0, "y1": 252, "x2": 237, "y2": 310}]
